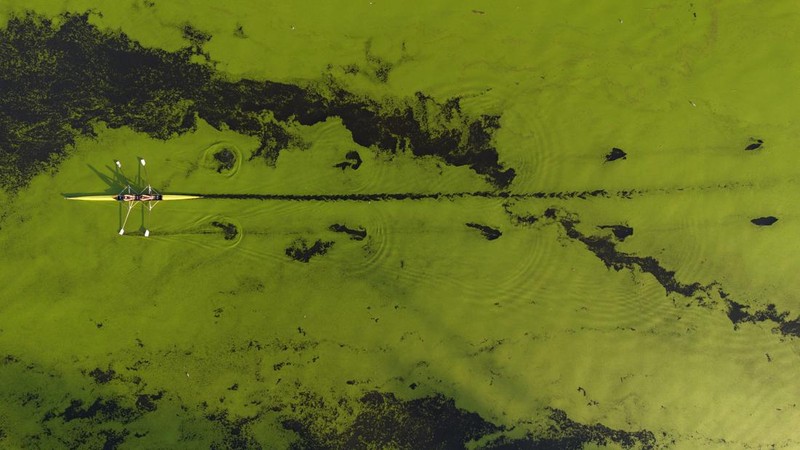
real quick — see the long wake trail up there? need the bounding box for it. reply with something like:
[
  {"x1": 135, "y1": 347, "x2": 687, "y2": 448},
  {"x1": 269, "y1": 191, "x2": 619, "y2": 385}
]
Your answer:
[{"x1": 194, "y1": 190, "x2": 611, "y2": 202}]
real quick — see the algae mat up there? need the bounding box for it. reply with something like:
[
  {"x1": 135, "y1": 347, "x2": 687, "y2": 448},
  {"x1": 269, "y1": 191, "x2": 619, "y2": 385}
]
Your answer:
[{"x1": 1, "y1": 1, "x2": 800, "y2": 449}]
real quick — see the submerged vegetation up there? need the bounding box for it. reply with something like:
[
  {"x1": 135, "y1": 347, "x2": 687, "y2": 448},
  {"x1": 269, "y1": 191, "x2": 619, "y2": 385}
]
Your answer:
[{"x1": 0, "y1": 11, "x2": 513, "y2": 192}]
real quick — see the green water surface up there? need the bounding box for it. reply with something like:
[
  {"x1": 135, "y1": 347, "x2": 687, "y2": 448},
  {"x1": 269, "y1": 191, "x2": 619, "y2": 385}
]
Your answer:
[{"x1": 1, "y1": 1, "x2": 800, "y2": 448}]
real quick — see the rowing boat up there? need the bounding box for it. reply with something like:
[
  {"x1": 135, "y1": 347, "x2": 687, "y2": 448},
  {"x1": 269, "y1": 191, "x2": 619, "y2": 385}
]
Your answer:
[
  {"x1": 66, "y1": 194, "x2": 202, "y2": 201},
  {"x1": 66, "y1": 158, "x2": 202, "y2": 236}
]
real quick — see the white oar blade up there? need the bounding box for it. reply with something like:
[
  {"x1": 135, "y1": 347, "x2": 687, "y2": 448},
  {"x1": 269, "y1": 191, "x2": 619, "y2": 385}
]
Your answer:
[
  {"x1": 119, "y1": 228, "x2": 125, "y2": 235},
  {"x1": 144, "y1": 229, "x2": 150, "y2": 237}
]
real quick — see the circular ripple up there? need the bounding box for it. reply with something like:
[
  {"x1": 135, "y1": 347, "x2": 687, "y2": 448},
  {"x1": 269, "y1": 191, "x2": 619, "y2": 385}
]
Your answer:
[
  {"x1": 200, "y1": 141, "x2": 242, "y2": 177},
  {"x1": 389, "y1": 211, "x2": 563, "y2": 308},
  {"x1": 625, "y1": 198, "x2": 716, "y2": 294},
  {"x1": 272, "y1": 200, "x2": 395, "y2": 276},
  {"x1": 337, "y1": 148, "x2": 391, "y2": 195},
  {"x1": 153, "y1": 214, "x2": 243, "y2": 249},
  {"x1": 497, "y1": 94, "x2": 564, "y2": 192},
  {"x1": 346, "y1": 204, "x2": 393, "y2": 276}
]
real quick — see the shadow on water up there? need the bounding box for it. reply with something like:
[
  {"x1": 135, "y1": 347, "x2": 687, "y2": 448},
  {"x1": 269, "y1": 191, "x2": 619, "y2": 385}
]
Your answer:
[
  {"x1": 84, "y1": 162, "x2": 148, "y2": 194},
  {"x1": 85, "y1": 164, "x2": 121, "y2": 194}
]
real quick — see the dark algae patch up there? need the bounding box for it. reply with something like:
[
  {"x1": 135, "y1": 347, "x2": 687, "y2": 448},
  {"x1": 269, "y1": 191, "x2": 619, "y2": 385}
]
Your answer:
[
  {"x1": 212, "y1": 147, "x2": 236, "y2": 173},
  {"x1": 329, "y1": 223, "x2": 367, "y2": 240},
  {"x1": 549, "y1": 208, "x2": 800, "y2": 339},
  {"x1": 724, "y1": 299, "x2": 800, "y2": 337},
  {"x1": 364, "y1": 39, "x2": 394, "y2": 84},
  {"x1": 605, "y1": 147, "x2": 627, "y2": 162},
  {"x1": 61, "y1": 398, "x2": 124, "y2": 422},
  {"x1": 0, "y1": 11, "x2": 514, "y2": 190},
  {"x1": 751, "y1": 216, "x2": 778, "y2": 226},
  {"x1": 50, "y1": 397, "x2": 143, "y2": 424},
  {"x1": 32, "y1": 366, "x2": 166, "y2": 448},
  {"x1": 282, "y1": 391, "x2": 501, "y2": 449},
  {"x1": 285, "y1": 238, "x2": 334, "y2": 262},
  {"x1": 98, "y1": 429, "x2": 129, "y2": 450},
  {"x1": 779, "y1": 317, "x2": 800, "y2": 337},
  {"x1": 203, "y1": 408, "x2": 262, "y2": 450},
  {"x1": 598, "y1": 224, "x2": 634, "y2": 241},
  {"x1": 558, "y1": 214, "x2": 704, "y2": 297},
  {"x1": 280, "y1": 390, "x2": 659, "y2": 450},
  {"x1": 325, "y1": 89, "x2": 515, "y2": 188},
  {"x1": 233, "y1": 23, "x2": 247, "y2": 39},
  {"x1": 744, "y1": 138, "x2": 764, "y2": 151},
  {"x1": 181, "y1": 23, "x2": 212, "y2": 58},
  {"x1": 87, "y1": 367, "x2": 116, "y2": 384},
  {"x1": 484, "y1": 408, "x2": 656, "y2": 450},
  {"x1": 466, "y1": 222, "x2": 502, "y2": 240},
  {"x1": 333, "y1": 150, "x2": 363, "y2": 170},
  {"x1": 135, "y1": 391, "x2": 164, "y2": 413},
  {"x1": 725, "y1": 300, "x2": 786, "y2": 327},
  {"x1": 211, "y1": 220, "x2": 239, "y2": 240},
  {"x1": 0, "y1": 11, "x2": 210, "y2": 190},
  {"x1": 248, "y1": 121, "x2": 306, "y2": 166}
]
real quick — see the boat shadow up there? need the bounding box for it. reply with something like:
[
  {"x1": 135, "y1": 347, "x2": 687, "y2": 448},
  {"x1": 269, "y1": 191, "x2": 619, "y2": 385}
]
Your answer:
[{"x1": 60, "y1": 162, "x2": 142, "y2": 198}]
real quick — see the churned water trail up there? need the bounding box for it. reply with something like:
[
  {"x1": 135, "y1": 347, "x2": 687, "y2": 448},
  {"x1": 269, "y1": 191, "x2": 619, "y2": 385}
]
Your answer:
[{"x1": 196, "y1": 190, "x2": 610, "y2": 201}]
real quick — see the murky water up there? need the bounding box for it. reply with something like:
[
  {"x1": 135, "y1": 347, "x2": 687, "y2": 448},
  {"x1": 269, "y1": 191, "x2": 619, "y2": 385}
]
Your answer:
[{"x1": 2, "y1": 2, "x2": 800, "y2": 449}]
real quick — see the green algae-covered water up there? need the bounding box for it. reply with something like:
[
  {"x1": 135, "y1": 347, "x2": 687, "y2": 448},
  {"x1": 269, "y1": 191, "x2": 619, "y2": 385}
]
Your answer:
[{"x1": 2, "y1": 1, "x2": 800, "y2": 448}]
